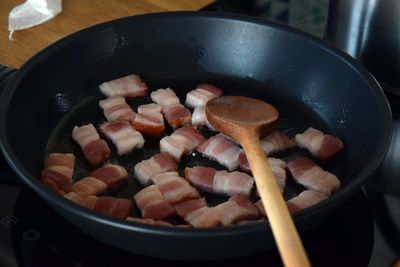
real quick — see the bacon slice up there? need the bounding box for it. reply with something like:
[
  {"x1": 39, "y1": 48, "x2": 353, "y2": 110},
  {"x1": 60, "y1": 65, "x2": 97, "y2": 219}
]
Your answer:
[
  {"x1": 286, "y1": 189, "x2": 328, "y2": 213},
  {"x1": 150, "y1": 88, "x2": 180, "y2": 106},
  {"x1": 174, "y1": 198, "x2": 207, "y2": 218},
  {"x1": 184, "y1": 167, "x2": 254, "y2": 198},
  {"x1": 132, "y1": 103, "x2": 165, "y2": 136},
  {"x1": 92, "y1": 197, "x2": 132, "y2": 219},
  {"x1": 239, "y1": 153, "x2": 287, "y2": 193},
  {"x1": 64, "y1": 193, "x2": 132, "y2": 219},
  {"x1": 98, "y1": 96, "x2": 136, "y2": 122},
  {"x1": 72, "y1": 124, "x2": 110, "y2": 165},
  {"x1": 100, "y1": 120, "x2": 144, "y2": 155},
  {"x1": 184, "y1": 166, "x2": 217, "y2": 192},
  {"x1": 41, "y1": 153, "x2": 75, "y2": 195},
  {"x1": 261, "y1": 131, "x2": 296, "y2": 155},
  {"x1": 99, "y1": 74, "x2": 147, "y2": 98},
  {"x1": 137, "y1": 103, "x2": 162, "y2": 114},
  {"x1": 126, "y1": 217, "x2": 173, "y2": 227},
  {"x1": 160, "y1": 125, "x2": 205, "y2": 161},
  {"x1": 134, "y1": 153, "x2": 177, "y2": 186},
  {"x1": 162, "y1": 103, "x2": 191, "y2": 129},
  {"x1": 185, "y1": 207, "x2": 221, "y2": 228},
  {"x1": 191, "y1": 106, "x2": 216, "y2": 131},
  {"x1": 150, "y1": 88, "x2": 191, "y2": 129},
  {"x1": 185, "y1": 83, "x2": 223, "y2": 108},
  {"x1": 90, "y1": 164, "x2": 128, "y2": 191},
  {"x1": 71, "y1": 177, "x2": 107, "y2": 197},
  {"x1": 287, "y1": 157, "x2": 341, "y2": 195},
  {"x1": 134, "y1": 185, "x2": 176, "y2": 220},
  {"x1": 216, "y1": 195, "x2": 260, "y2": 226},
  {"x1": 295, "y1": 127, "x2": 344, "y2": 161},
  {"x1": 197, "y1": 134, "x2": 242, "y2": 171},
  {"x1": 151, "y1": 172, "x2": 200, "y2": 204}
]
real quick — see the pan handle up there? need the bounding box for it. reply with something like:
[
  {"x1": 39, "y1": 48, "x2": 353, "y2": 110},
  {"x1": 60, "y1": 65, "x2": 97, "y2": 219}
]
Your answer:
[{"x1": 0, "y1": 64, "x2": 21, "y2": 186}]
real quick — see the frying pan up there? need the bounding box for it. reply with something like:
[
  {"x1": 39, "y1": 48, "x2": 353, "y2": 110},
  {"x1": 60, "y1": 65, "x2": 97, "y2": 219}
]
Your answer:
[{"x1": 0, "y1": 12, "x2": 392, "y2": 260}]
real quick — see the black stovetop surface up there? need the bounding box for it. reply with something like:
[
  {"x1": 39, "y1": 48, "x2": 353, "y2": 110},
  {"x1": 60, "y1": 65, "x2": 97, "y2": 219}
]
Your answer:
[{"x1": 1, "y1": 1, "x2": 400, "y2": 266}]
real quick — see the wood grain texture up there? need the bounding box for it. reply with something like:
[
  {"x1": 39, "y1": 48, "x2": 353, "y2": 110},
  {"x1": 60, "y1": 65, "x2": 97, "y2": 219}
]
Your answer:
[{"x1": 0, "y1": 0, "x2": 213, "y2": 68}]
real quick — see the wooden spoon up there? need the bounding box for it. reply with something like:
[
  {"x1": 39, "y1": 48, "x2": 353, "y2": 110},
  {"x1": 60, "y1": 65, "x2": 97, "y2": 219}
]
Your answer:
[{"x1": 206, "y1": 96, "x2": 311, "y2": 267}]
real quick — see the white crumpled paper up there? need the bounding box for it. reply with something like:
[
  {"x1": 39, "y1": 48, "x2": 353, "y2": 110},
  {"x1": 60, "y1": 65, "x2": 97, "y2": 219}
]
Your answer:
[{"x1": 8, "y1": 0, "x2": 62, "y2": 40}]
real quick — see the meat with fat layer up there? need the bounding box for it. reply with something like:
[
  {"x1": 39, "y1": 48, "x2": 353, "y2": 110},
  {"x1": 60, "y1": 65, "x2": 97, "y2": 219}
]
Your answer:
[{"x1": 98, "y1": 74, "x2": 147, "y2": 98}]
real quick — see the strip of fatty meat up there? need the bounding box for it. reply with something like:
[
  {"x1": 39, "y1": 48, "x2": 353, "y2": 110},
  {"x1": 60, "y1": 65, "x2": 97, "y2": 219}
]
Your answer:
[
  {"x1": 41, "y1": 153, "x2": 75, "y2": 195},
  {"x1": 126, "y1": 217, "x2": 173, "y2": 227},
  {"x1": 72, "y1": 124, "x2": 111, "y2": 165},
  {"x1": 90, "y1": 164, "x2": 128, "y2": 191},
  {"x1": 134, "y1": 185, "x2": 176, "y2": 220},
  {"x1": 197, "y1": 134, "x2": 242, "y2": 171},
  {"x1": 98, "y1": 74, "x2": 147, "y2": 98},
  {"x1": 100, "y1": 120, "x2": 145, "y2": 155},
  {"x1": 185, "y1": 83, "x2": 223, "y2": 108},
  {"x1": 191, "y1": 105, "x2": 216, "y2": 131},
  {"x1": 184, "y1": 206, "x2": 221, "y2": 228},
  {"x1": 151, "y1": 172, "x2": 200, "y2": 204},
  {"x1": 150, "y1": 88, "x2": 180, "y2": 106},
  {"x1": 174, "y1": 198, "x2": 207, "y2": 219},
  {"x1": 71, "y1": 177, "x2": 107, "y2": 197},
  {"x1": 64, "y1": 193, "x2": 132, "y2": 219},
  {"x1": 287, "y1": 157, "x2": 341, "y2": 195},
  {"x1": 286, "y1": 189, "x2": 328, "y2": 213},
  {"x1": 132, "y1": 103, "x2": 165, "y2": 136},
  {"x1": 295, "y1": 127, "x2": 344, "y2": 161},
  {"x1": 98, "y1": 96, "x2": 136, "y2": 122},
  {"x1": 160, "y1": 125, "x2": 205, "y2": 161},
  {"x1": 238, "y1": 153, "x2": 287, "y2": 193},
  {"x1": 215, "y1": 195, "x2": 260, "y2": 226},
  {"x1": 184, "y1": 166, "x2": 254, "y2": 198},
  {"x1": 134, "y1": 153, "x2": 177, "y2": 186},
  {"x1": 150, "y1": 88, "x2": 191, "y2": 129},
  {"x1": 261, "y1": 131, "x2": 296, "y2": 155}
]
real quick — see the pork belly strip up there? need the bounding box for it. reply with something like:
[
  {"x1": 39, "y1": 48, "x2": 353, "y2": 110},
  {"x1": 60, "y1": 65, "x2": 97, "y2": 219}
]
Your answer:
[
  {"x1": 100, "y1": 120, "x2": 144, "y2": 155},
  {"x1": 238, "y1": 153, "x2": 287, "y2": 194},
  {"x1": 162, "y1": 103, "x2": 192, "y2": 129},
  {"x1": 215, "y1": 195, "x2": 260, "y2": 226},
  {"x1": 197, "y1": 134, "x2": 242, "y2": 171},
  {"x1": 89, "y1": 164, "x2": 128, "y2": 190},
  {"x1": 134, "y1": 185, "x2": 176, "y2": 220},
  {"x1": 64, "y1": 193, "x2": 132, "y2": 219},
  {"x1": 185, "y1": 83, "x2": 223, "y2": 108},
  {"x1": 295, "y1": 127, "x2": 344, "y2": 161},
  {"x1": 191, "y1": 105, "x2": 216, "y2": 131},
  {"x1": 286, "y1": 189, "x2": 328, "y2": 213},
  {"x1": 99, "y1": 74, "x2": 147, "y2": 98},
  {"x1": 261, "y1": 131, "x2": 296, "y2": 155},
  {"x1": 98, "y1": 96, "x2": 136, "y2": 122},
  {"x1": 151, "y1": 172, "x2": 200, "y2": 204},
  {"x1": 134, "y1": 153, "x2": 177, "y2": 186},
  {"x1": 185, "y1": 207, "x2": 222, "y2": 228},
  {"x1": 132, "y1": 103, "x2": 165, "y2": 136},
  {"x1": 126, "y1": 217, "x2": 173, "y2": 227},
  {"x1": 184, "y1": 166, "x2": 254, "y2": 198},
  {"x1": 160, "y1": 125, "x2": 205, "y2": 161},
  {"x1": 174, "y1": 198, "x2": 207, "y2": 218},
  {"x1": 150, "y1": 88, "x2": 180, "y2": 106},
  {"x1": 71, "y1": 177, "x2": 107, "y2": 197},
  {"x1": 287, "y1": 157, "x2": 341, "y2": 195},
  {"x1": 72, "y1": 123, "x2": 110, "y2": 165},
  {"x1": 41, "y1": 153, "x2": 75, "y2": 195}
]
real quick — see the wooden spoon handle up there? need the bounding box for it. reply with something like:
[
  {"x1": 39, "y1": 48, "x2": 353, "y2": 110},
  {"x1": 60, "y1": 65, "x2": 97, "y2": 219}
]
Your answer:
[{"x1": 242, "y1": 136, "x2": 311, "y2": 267}]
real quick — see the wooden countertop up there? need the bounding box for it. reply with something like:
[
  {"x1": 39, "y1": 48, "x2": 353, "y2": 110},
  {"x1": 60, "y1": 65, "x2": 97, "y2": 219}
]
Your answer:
[{"x1": 0, "y1": 0, "x2": 213, "y2": 68}]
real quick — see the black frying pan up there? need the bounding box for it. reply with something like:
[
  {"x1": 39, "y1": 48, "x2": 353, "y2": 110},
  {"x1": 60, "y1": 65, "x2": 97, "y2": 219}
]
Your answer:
[{"x1": 0, "y1": 12, "x2": 392, "y2": 260}]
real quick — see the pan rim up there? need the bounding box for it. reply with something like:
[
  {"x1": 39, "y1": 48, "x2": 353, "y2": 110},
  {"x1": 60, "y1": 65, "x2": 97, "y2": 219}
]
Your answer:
[{"x1": 0, "y1": 11, "x2": 393, "y2": 237}]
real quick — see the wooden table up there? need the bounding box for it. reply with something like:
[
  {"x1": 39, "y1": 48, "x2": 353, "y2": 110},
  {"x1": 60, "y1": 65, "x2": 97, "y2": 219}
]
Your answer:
[{"x1": 0, "y1": 0, "x2": 213, "y2": 68}]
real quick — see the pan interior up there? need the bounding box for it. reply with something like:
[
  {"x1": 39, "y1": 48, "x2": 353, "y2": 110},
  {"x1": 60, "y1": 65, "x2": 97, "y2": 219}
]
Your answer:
[{"x1": 45, "y1": 76, "x2": 345, "y2": 222}]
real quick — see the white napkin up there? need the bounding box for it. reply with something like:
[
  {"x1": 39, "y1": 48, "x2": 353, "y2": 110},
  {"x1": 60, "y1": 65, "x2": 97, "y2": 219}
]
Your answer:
[{"x1": 8, "y1": 0, "x2": 62, "y2": 40}]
